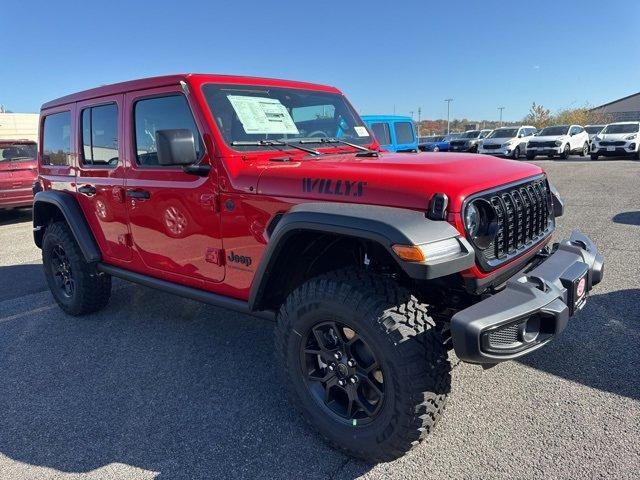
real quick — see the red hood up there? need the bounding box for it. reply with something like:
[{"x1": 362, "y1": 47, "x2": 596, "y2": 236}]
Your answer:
[{"x1": 256, "y1": 151, "x2": 543, "y2": 212}]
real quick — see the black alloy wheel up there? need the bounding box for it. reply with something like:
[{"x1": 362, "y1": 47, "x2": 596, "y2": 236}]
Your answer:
[
  {"x1": 50, "y1": 244, "x2": 75, "y2": 299},
  {"x1": 301, "y1": 321, "x2": 385, "y2": 426}
]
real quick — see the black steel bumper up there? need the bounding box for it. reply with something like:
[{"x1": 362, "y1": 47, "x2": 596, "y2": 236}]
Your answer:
[{"x1": 451, "y1": 230, "x2": 604, "y2": 364}]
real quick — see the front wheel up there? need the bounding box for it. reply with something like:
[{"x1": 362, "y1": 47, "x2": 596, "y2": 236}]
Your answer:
[
  {"x1": 590, "y1": 154, "x2": 599, "y2": 161},
  {"x1": 275, "y1": 268, "x2": 451, "y2": 462},
  {"x1": 634, "y1": 150, "x2": 640, "y2": 160},
  {"x1": 433, "y1": 146, "x2": 440, "y2": 152},
  {"x1": 512, "y1": 146, "x2": 521, "y2": 159},
  {"x1": 560, "y1": 143, "x2": 570, "y2": 159},
  {"x1": 42, "y1": 221, "x2": 112, "y2": 316},
  {"x1": 526, "y1": 152, "x2": 536, "y2": 160}
]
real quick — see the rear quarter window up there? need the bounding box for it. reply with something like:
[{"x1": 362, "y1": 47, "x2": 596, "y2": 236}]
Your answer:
[
  {"x1": 42, "y1": 111, "x2": 72, "y2": 166},
  {"x1": 394, "y1": 122, "x2": 415, "y2": 144},
  {"x1": 370, "y1": 122, "x2": 391, "y2": 145}
]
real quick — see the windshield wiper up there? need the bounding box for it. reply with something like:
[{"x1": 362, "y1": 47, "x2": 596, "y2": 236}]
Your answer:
[
  {"x1": 298, "y1": 137, "x2": 378, "y2": 156},
  {"x1": 231, "y1": 140, "x2": 320, "y2": 155}
]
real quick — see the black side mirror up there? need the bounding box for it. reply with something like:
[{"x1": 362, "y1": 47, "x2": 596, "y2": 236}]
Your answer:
[{"x1": 156, "y1": 129, "x2": 197, "y2": 166}]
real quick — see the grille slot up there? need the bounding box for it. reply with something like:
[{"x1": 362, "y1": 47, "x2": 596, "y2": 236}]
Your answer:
[
  {"x1": 600, "y1": 141, "x2": 625, "y2": 146},
  {"x1": 528, "y1": 141, "x2": 557, "y2": 148},
  {"x1": 468, "y1": 177, "x2": 554, "y2": 270},
  {"x1": 487, "y1": 322, "x2": 523, "y2": 348}
]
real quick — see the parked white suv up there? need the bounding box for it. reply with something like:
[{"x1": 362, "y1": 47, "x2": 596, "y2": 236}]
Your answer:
[
  {"x1": 526, "y1": 124, "x2": 590, "y2": 160},
  {"x1": 478, "y1": 125, "x2": 536, "y2": 159},
  {"x1": 590, "y1": 121, "x2": 640, "y2": 160}
]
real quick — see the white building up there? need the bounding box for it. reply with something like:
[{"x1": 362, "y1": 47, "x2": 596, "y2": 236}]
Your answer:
[
  {"x1": 590, "y1": 92, "x2": 640, "y2": 122},
  {"x1": 0, "y1": 113, "x2": 39, "y2": 142}
]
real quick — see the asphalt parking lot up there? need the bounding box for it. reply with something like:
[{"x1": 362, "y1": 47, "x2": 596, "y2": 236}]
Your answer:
[{"x1": 0, "y1": 157, "x2": 638, "y2": 480}]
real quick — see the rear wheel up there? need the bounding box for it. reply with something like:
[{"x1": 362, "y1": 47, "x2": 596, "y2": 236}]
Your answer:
[
  {"x1": 634, "y1": 150, "x2": 640, "y2": 160},
  {"x1": 526, "y1": 152, "x2": 536, "y2": 160},
  {"x1": 275, "y1": 268, "x2": 451, "y2": 462},
  {"x1": 560, "y1": 143, "x2": 570, "y2": 159},
  {"x1": 42, "y1": 221, "x2": 111, "y2": 316},
  {"x1": 580, "y1": 142, "x2": 589, "y2": 157}
]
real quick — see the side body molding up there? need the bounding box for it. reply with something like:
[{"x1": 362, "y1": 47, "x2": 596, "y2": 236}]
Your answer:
[
  {"x1": 249, "y1": 202, "x2": 474, "y2": 311},
  {"x1": 33, "y1": 190, "x2": 101, "y2": 263}
]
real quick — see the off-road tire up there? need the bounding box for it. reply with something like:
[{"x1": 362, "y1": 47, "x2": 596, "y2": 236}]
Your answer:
[
  {"x1": 42, "y1": 221, "x2": 111, "y2": 316},
  {"x1": 275, "y1": 268, "x2": 451, "y2": 462}
]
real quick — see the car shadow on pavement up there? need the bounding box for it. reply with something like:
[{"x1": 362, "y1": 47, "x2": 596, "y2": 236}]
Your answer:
[
  {"x1": 0, "y1": 208, "x2": 32, "y2": 226},
  {"x1": 612, "y1": 211, "x2": 640, "y2": 226},
  {"x1": 517, "y1": 289, "x2": 640, "y2": 402},
  {"x1": 0, "y1": 282, "x2": 372, "y2": 480}
]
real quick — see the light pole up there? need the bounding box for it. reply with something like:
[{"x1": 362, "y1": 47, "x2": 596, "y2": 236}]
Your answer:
[
  {"x1": 417, "y1": 107, "x2": 421, "y2": 138},
  {"x1": 498, "y1": 106, "x2": 505, "y2": 127},
  {"x1": 444, "y1": 98, "x2": 453, "y2": 134}
]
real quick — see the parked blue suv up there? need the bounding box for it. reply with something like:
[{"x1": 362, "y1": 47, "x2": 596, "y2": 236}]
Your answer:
[{"x1": 361, "y1": 115, "x2": 418, "y2": 152}]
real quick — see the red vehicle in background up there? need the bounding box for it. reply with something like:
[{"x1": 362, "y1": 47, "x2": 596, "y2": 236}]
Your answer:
[{"x1": 0, "y1": 140, "x2": 38, "y2": 210}]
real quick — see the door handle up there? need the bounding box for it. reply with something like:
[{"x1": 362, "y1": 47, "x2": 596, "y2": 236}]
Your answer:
[
  {"x1": 78, "y1": 185, "x2": 97, "y2": 196},
  {"x1": 126, "y1": 189, "x2": 151, "y2": 200}
]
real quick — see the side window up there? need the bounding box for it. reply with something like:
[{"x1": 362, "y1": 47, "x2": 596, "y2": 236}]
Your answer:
[
  {"x1": 42, "y1": 111, "x2": 71, "y2": 166},
  {"x1": 133, "y1": 94, "x2": 203, "y2": 166},
  {"x1": 81, "y1": 103, "x2": 118, "y2": 167},
  {"x1": 394, "y1": 122, "x2": 415, "y2": 144},
  {"x1": 370, "y1": 122, "x2": 391, "y2": 145}
]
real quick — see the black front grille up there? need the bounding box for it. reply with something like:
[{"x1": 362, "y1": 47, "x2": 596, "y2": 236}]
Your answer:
[
  {"x1": 600, "y1": 141, "x2": 625, "y2": 146},
  {"x1": 468, "y1": 177, "x2": 554, "y2": 270},
  {"x1": 450, "y1": 140, "x2": 467, "y2": 147},
  {"x1": 529, "y1": 141, "x2": 557, "y2": 148},
  {"x1": 483, "y1": 144, "x2": 501, "y2": 150}
]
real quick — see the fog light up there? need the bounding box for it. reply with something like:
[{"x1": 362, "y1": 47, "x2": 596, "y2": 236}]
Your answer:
[{"x1": 629, "y1": 143, "x2": 636, "y2": 150}]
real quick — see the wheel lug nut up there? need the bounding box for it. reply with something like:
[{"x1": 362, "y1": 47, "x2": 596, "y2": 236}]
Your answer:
[
  {"x1": 338, "y1": 379, "x2": 346, "y2": 387},
  {"x1": 328, "y1": 363, "x2": 335, "y2": 371},
  {"x1": 333, "y1": 352, "x2": 342, "y2": 360},
  {"x1": 349, "y1": 376, "x2": 358, "y2": 384},
  {"x1": 347, "y1": 358, "x2": 356, "y2": 367}
]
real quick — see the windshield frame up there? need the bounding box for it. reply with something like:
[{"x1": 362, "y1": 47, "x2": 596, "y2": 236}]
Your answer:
[{"x1": 200, "y1": 83, "x2": 374, "y2": 154}]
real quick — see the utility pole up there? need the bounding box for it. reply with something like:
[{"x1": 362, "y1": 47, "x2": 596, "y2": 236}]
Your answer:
[
  {"x1": 444, "y1": 98, "x2": 453, "y2": 134},
  {"x1": 498, "y1": 106, "x2": 505, "y2": 127},
  {"x1": 417, "y1": 107, "x2": 421, "y2": 137}
]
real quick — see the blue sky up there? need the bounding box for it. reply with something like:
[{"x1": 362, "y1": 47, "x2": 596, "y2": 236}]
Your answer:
[{"x1": 2, "y1": 0, "x2": 638, "y2": 121}]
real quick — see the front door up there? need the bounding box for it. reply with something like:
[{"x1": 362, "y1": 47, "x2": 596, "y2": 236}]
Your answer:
[
  {"x1": 123, "y1": 86, "x2": 224, "y2": 284},
  {"x1": 75, "y1": 96, "x2": 131, "y2": 261}
]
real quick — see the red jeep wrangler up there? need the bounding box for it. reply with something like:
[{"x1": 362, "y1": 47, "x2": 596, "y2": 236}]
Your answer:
[{"x1": 33, "y1": 74, "x2": 604, "y2": 462}]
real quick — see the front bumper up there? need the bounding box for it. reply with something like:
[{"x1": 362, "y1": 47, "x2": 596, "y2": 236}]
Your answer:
[
  {"x1": 479, "y1": 147, "x2": 511, "y2": 156},
  {"x1": 451, "y1": 230, "x2": 604, "y2": 364},
  {"x1": 591, "y1": 142, "x2": 638, "y2": 156}
]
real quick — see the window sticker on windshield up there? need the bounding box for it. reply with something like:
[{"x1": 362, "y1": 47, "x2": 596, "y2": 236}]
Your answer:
[
  {"x1": 227, "y1": 95, "x2": 299, "y2": 135},
  {"x1": 354, "y1": 126, "x2": 369, "y2": 137}
]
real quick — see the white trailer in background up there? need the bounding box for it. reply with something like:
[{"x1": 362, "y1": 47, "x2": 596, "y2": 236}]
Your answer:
[{"x1": 0, "y1": 113, "x2": 39, "y2": 142}]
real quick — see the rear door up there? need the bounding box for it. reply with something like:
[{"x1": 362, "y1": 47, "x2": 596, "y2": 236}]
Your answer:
[
  {"x1": 75, "y1": 96, "x2": 131, "y2": 261},
  {"x1": 123, "y1": 86, "x2": 223, "y2": 285}
]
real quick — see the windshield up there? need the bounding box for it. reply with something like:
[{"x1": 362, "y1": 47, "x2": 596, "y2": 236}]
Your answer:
[
  {"x1": 539, "y1": 126, "x2": 570, "y2": 136},
  {"x1": 602, "y1": 123, "x2": 639, "y2": 134},
  {"x1": 0, "y1": 143, "x2": 37, "y2": 162},
  {"x1": 487, "y1": 128, "x2": 518, "y2": 139},
  {"x1": 202, "y1": 84, "x2": 371, "y2": 151},
  {"x1": 461, "y1": 130, "x2": 480, "y2": 139},
  {"x1": 585, "y1": 126, "x2": 604, "y2": 134},
  {"x1": 479, "y1": 130, "x2": 492, "y2": 139}
]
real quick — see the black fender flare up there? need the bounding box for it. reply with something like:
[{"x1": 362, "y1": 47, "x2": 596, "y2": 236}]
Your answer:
[
  {"x1": 33, "y1": 190, "x2": 101, "y2": 263},
  {"x1": 248, "y1": 202, "x2": 474, "y2": 311}
]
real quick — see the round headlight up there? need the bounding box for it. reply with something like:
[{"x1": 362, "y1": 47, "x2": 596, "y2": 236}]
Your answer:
[
  {"x1": 464, "y1": 200, "x2": 498, "y2": 249},
  {"x1": 464, "y1": 203, "x2": 480, "y2": 237}
]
